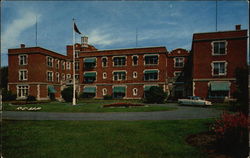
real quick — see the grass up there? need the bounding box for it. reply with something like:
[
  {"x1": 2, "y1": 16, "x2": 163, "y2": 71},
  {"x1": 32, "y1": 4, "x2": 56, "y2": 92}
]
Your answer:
[
  {"x1": 2, "y1": 119, "x2": 213, "y2": 158},
  {"x1": 3, "y1": 99, "x2": 177, "y2": 113}
]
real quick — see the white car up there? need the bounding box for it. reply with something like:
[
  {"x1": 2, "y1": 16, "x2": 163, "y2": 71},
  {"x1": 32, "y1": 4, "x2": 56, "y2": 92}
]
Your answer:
[{"x1": 178, "y1": 96, "x2": 212, "y2": 106}]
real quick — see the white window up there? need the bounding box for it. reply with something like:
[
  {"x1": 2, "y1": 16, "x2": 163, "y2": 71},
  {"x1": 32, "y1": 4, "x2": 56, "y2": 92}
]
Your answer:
[
  {"x1": 102, "y1": 57, "x2": 108, "y2": 67},
  {"x1": 47, "y1": 56, "x2": 53, "y2": 67},
  {"x1": 103, "y1": 72, "x2": 107, "y2": 79},
  {"x1": 75, "y1": 74, "x2": 79, "y2": 80},
  {"x1": 132, "y1": 56, "x2": 138, "y2": 66},
  {"x1": 19, "y1": 55, "x2": 28, "y2": 65},
  {"x1": 174, "y1": 57, "x2": 184, "y2": 68},
  {"x1": 19, "y1": 70, "x2": 28, "y2": 81},
  {"x1": 62, "y1": 73, "x2": 65, "y2": 81},
  {"x1": 75, "y1": 61, "x2": 80, "y2": 71},
  {"x1": 75, "y1": 50, "x2": 80, "y2": 58},
  {"x1": 66, "y1": 62, "x2": 71, "y2": 70},
  {"x1": 56, "y1": 72, "x2": 60, "y2": 82},
  {"x1": 62, "y1": 61, "x2": 65, "y2": 70},
  {"x1": 133, "y1": 71, "x2": 137, "y2": 79},
  {"x1": 174, "y1": 71, "x2": 182, "y2": 77},
  {"x1": 113, "y1": 71, "x2": 126, "y2": 81},
  {"x1": 47, "y1": 71, "x2": 53, "y2": 82},
  {"x1": 56, "y1": 60, "x2": 60, "y2": 69},
  {"x1": 113, "y1": 57, "x2": 126, "y2": 66},
  {"x1": 66, "y1": 74, "x2": 71, "y2": 79},
  {"x1": 145, "y1": 55, "x2": 158, "y2": 65},
  {"x1": 133, "y1": 88, "x2": 138, "y2": 96},
  {"x1": 102, "y1": 88, "x2": 107, "y2": 96},
  {"x1": 212, "y1": 61, "x2": 227, "y2": 76},
  {"x1": 212, "y1": 41, "x2": 227, "y2": 55},
  {"x1": 17, "y1": 85, "x2": 29, "y2": 98}
]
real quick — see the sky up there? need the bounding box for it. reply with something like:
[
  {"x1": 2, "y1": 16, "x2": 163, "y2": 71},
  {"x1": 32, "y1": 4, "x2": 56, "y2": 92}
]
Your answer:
[{"x1": 1, "y1": 1, "x2": 249, "y2": 66}]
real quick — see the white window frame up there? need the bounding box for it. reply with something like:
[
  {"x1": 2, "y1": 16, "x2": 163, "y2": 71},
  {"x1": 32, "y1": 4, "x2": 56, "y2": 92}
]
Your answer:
[
  {"x1": 66, "y1": 74, "x2": 71, "y2": 80},
  {"x1": 66, "y1": 61, "x2": 71, "y2": 70},
  {"x1": 113, "y1": 70, "x2": 127, "y2": 81},
  {"x1": 47, "y1": 56, "x2": 54, "y2": 67},
  {"x1": 133, "y1": 71, "x2": 137, "y2": 79},
  {"x1": 61, "y1": 61, "x2": 65, "y2": 70},
  {"x1": 103, "y1": 72, "x2": 107, "y2": 79},
  {"x1": 75, "y1": 61, "x2": 80, "y2": 71},
  {"x1": 75, "y1": 74, "x2": 80, "y2": 81},
  {"x1": 56, "y1": 72, "x2": 60, "y2": 82},
  {"x1": 56, "y1": 59, "x2": 60, "y2": 69},
  {"x1": 211, "y1": 40, "x2": 228, "y2": 56},
  {"x1": 102, "y1": 57, "x2": 108, "y2": 67},
  {"x1": 16, "y1": 85, "x2": 29, "y2": 98},
  {"x1": 75, "y1": 50, "x2": 80, "y2": 58},
  {"x1": 19, "y1": 69, "x2": 28, "y2": 81},
  {"x1": 144, "y1": 54, "x2": 159, "y2": 65},
  {"x1": 143, "y1": 69, "x2": 159, "y2": 81},
  {"x1": 132, "y1": 55, "x2": 139, "y2": 66},
  {"x1": 18, "y1": 54, "x2": 28, "y2": 65},
  {"x1": 62, "y1": 73, "x2": 65, "y2": 81},
  {"x1": 174, "y1": 57, "x2": 184, "y2": 68},
  {"x1": 133, "y1": 88, "x2": 138, "y2": 96},
  {"x1": 47, "y1": 71, "x2": 53, "y2": 82},
  {"x1": 211, "y1": 61, "x2": 228, "y2": 76},
  {"x1": 102, "y1": 88, "x2": 107, "y2": 96},
  {"x1": 112, "y1": 56, "x2": 127, "y2": 67}
]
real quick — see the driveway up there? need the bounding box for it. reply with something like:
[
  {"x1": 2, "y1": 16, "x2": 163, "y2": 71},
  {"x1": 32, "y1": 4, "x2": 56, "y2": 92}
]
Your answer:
[{"x1": 2, "y1": 104, "x2": 222, "y2": 121}]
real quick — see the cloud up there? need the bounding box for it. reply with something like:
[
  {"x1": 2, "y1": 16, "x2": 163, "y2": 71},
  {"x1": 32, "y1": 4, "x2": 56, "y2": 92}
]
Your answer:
[{"x1": 1, "y1": 11, "x2": 41, "y2": 54}]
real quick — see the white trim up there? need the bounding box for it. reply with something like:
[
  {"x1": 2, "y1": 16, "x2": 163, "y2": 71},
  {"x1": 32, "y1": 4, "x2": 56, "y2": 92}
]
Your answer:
[
  {"x1": 133, "y1": 71, "x2": 138, "y2": 79},
  {"x1": 37, "y1": 84, "x2": 40, "y2": 100},
  {"x1": 16, "y1": 84, "x2": 29, "y2": 99},
  {"x1": 102, "y1": 88, "x2": 107, "y2": 96},
  {"x1": 46, "y1": 56, "x2": 54, "y2": 67},
  {"x1": 18, "y1": 54, "x2": 28, "y2": 65},
  {"x1": 143, "y1": 54, "x2": 159, "y2": 66},
  {"x1": 112, "y1": 56, "x2": 127, "y2": 67},
  {"x1": 47, "y1": 71, "x2": 54, "y2": 82},
  {"x1": 143, "y1": 69, "x2": 159, "y2": 81},
  {"x1": 132, "y1": 88, "x2": 138, "y2": 96},
  {"x1": 211, "y1": 40, "x2": 228, "y2": 56},
  {"x1": 174, "y1": 57, "x2": 184, "y2": 68},
  {"x1": 112, "y1": 70, "x2": 127, "y2": 81},
  {"x1": 132, "y1": 55, "x2": 139, "y2": 66},
  {"x1": 192, "y1": 81, "x2": 195, "y2": 96},
  {"x1": 61, "y1": 61, "x2": 65, "y2": 70},
  {"x1": 103, "y1": 72, "x2": 107, "y2": 79},
  {"x1": 56, "y1": 72, "x2": 60, "y2": 83},
  {"x1": 101, "y1": 57, "x2": 108, "y2": 67},
  {"x1": 18, "y1": 69, "x2": 28, "y2": 81},
  {"x1": 211, "y1": 60, "x2": 228, "y2": 76}
]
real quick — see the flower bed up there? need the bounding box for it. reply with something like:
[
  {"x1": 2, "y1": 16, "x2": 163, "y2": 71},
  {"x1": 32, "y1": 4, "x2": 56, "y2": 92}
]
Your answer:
[
  {"x1": 16, "y1": 107, "x2": 42, "y2": 111},
  {"x1": 103, "y1": 102, "x2": 145, "y2": 108}
]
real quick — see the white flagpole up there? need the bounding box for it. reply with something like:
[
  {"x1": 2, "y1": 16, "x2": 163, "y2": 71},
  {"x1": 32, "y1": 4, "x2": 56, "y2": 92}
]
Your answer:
[{"x1": 72, "y1": 19, "x2": 76, "y2": 105}]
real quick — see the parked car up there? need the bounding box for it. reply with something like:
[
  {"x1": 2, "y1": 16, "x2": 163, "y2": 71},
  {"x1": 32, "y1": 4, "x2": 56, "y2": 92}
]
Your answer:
[{"x1": 178, "y1": 96, "x2": 212, "y2": 106}]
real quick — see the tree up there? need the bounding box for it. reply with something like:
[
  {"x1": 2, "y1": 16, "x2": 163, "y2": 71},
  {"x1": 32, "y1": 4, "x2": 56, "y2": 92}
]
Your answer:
[
  {"x1": 1, "y1": 66, "x2": 8, "y2": 89},
  {"x1": 144, "y1": 86, "x2": 168, "y2": 103},
  {"x1": 233, "y1": 66, "x2": 248, "y2": 115}
]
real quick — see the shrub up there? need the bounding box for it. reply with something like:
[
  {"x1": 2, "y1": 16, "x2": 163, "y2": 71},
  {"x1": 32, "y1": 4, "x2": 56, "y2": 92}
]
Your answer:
[
  {"x1": 79, "y1": 92, "x2": 95, "y2": 99},
  {"x1": 49, "y1": 93, "x2": 56, "y2": 101},
  {"x1": 61, "y1": 86, "x2": 73, "y2": 102},
  {"x1": 103, "y1": 103, "x2": 144, "y2": 108},
  {"x1": 103, "y1": 95, "x2": 112, "y2": 100},
  {"x1": 144, "y1": 86, "x2": 167, "y2": 103},
  {"x1": 210, "y1": 112, "x2": 248, "y2": 156},
  {"x1": 2, "y1": 89, "x2": 16, "y2": 101},
  {"x1": 26, "y1": 95, "x2": 36, "y2": 102}
]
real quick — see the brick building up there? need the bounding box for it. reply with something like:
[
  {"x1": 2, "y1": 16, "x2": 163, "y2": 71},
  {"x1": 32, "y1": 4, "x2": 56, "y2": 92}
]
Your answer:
[
  {"x1": 191, "y1": 25, "x2": 248, "y2": 100},
  {"x1": 7, "y1": 25, "x2": 248, "y2": 101}
]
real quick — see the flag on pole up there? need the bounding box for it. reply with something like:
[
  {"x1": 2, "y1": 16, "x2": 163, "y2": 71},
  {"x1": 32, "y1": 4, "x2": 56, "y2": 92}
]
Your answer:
[{"x1": 74, "y1": 22, "x2": 81, "y2": 34}]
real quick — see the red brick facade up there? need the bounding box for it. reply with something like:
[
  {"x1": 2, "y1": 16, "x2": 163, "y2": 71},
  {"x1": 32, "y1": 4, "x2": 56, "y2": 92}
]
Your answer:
[
  {"x1": 8, "y1": 25, "x2": 248, "y2": 101},
  {"x1": 191, "y1": 26, "x2": 248, "y2": 100}
]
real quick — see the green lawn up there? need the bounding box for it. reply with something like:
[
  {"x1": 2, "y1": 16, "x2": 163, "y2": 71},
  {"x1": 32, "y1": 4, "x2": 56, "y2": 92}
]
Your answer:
[
  {"x1": 2, "y1": 119, "x2": 212, "y2": 158},
  {"x1": 3, "y1": 99, "x2": 177, "y2": 112}
]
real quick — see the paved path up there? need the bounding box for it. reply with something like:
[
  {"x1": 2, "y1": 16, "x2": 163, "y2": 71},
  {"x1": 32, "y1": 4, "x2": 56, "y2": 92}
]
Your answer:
[{"x1": 2, "y1": 104, "x2": 222, "y2": 121}]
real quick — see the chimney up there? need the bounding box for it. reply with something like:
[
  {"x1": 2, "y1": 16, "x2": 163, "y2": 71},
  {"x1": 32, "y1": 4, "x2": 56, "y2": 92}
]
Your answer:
[
  {"x1": 235, "y1": 24, "x2": 241, "y2": 30},
  {"x1": 20, "y1": 44, "x2": 25, "y2": 48},
  {"x1": 81, "y1": 36, "x2": 88, "y2": 48}
]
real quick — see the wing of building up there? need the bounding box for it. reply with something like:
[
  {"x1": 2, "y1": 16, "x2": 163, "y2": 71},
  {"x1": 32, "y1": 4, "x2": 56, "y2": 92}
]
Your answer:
[{"x1": 8, "y1": 25, "x2": 248, "y2": 101}]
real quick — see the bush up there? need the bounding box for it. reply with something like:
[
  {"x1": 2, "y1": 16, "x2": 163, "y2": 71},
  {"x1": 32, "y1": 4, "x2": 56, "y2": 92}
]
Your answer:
[
  {"x1": 103, "y1": 95, "x2": 112, "y2": 100},
  {"x1": 144, "y1": 86, "x2": 167, "y2": 103},
  {"x1": 2, "y1": 89, "x2": 16, "y2": 101},
  {"x1": 61, "y1": 86, "x2": 73, "y2": 102},
  {"x1": 49, "y1": 93, "x2": 55, "y2": 101},
  {"x1": 210, "y1": 112, "x2": 248, "y2": 156},
  {"x1": 26, "y1": 95, "x2": 36, "y2": 102}
]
